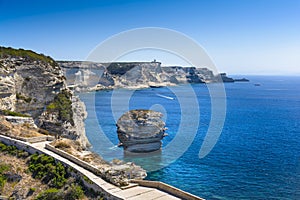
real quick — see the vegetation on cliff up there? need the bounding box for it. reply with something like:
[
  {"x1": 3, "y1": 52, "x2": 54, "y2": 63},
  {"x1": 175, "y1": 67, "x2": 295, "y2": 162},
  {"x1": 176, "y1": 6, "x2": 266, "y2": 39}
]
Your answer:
[
  {"x1": 107, "y1": 63, "x2": 136, "y2": 75},
  {"x1": 0, "y1": 141, "x2": 103, "y2": 199},
  {"x1": 29, "y1": 153, "x2": 67, "y2": 188},
  {"x1": 0, "y1": 110, "x2": 30, "y2": 117},
  {"x1": 0, "y1": 46, "x2": 58, "y2": 67},
  {"x1": 46, "y1": 89, "x2": 74, "y2": 125}
]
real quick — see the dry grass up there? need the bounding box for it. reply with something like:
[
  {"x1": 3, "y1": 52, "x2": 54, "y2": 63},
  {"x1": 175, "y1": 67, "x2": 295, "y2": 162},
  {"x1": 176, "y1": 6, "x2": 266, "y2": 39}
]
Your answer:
[
  {"x1": 50, "y1": 139, "x2": 108, "y2": 166},
  {"x1": 0, "y1": 116, "x2": 43, "y2": 138},
  {"x1": 51, "y1": 139, "x2": 82, "y2": 152},
  {"x1": 0, "y1": 152, "x2": 49, "y2": 199}
]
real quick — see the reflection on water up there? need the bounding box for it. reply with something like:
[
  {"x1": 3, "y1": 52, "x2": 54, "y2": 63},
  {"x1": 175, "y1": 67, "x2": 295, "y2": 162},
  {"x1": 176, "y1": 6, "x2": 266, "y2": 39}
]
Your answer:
[{"x1": 123, "y1": 150, "x2": 162, "y2": 171}]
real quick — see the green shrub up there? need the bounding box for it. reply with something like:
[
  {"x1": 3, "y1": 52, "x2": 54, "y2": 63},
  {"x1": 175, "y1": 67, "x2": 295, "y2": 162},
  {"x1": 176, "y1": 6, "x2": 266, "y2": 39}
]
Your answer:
[
  {"x1": 65, "y1": 184, "x2": 84, "y2": 199},
  {"x1": 83, "y1": 175, "x2": 93, "y2": 184},
  {"x1": 0, "y1": 163, "x2": 10, "y2": 191},
  {"x1": 16, "y1": 93, "x2": 32, "y2": 103},
  {"x1": 38, "y1": 128, "x2": 50, "y2": 135},
  {"x1": 0, "y1": 142, "x2": 7, "y2": 152},
  {"x1": 27, "y1": 187, "x2": 36, "y2": 196},
  {"x1": 6, "y1": 145, "x2": 17, "y2": 156},
  {"x1": 0, "y1": 46, "x2": 58, "y2": 68},
  {"x1": 0, "y1": 110, "x2": 30, "y2": 117},
  {"x1": 54, "y1": 141, "x2": 71, "y2": 149},
  {"x1": 0, "y1": 142, "x2": 24, "y2": 156},
  {"x1": 46, "y1": 90, "x2": 74, "y2": 125},
  {"x1": 0, "y1": 164, "x2": 11, "y2": 174},
  {"x1": 29, "y1": 154, "x2": 67, "y2": 188},
  {"x1": 0, "y1": 176, "x2": 7, "y2": 191},
  {"x1": 16, "y1": 149, "x2": 29, "y2": 158},
  {"x1": 107, "y1": 63, "x2": 136, "y2": 75},
  {"x1": 35, "y1": 188, "x2": 63, "y2": 200},
  {"x1": 46, "y1": 103, "x2": 56, "y2": 110}
]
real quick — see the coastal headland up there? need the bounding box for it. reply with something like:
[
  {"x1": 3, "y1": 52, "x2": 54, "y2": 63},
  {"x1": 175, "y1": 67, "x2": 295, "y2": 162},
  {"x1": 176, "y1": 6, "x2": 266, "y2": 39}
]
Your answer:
[{"x1": 0, "y1": 46, "x2": 208, "y2": 199}]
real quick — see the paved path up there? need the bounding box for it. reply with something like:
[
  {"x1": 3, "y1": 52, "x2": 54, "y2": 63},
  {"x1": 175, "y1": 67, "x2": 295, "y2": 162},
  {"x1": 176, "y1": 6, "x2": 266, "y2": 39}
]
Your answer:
[{"x1": 31, "y1": 141, "x2": 181, "y2": 200}]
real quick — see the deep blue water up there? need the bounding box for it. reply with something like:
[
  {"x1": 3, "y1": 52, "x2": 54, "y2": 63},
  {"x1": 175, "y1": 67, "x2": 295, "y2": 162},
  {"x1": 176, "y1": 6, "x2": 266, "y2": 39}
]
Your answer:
[{"x1": 80, "y1": 76, "x2": 300, "y2": 199}]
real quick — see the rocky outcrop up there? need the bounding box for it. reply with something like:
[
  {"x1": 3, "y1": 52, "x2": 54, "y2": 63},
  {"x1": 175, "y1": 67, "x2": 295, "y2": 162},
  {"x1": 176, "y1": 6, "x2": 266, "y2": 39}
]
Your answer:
[
  {"x1": 0, "y1": 47, "x2": 89, "y2": 148},
  {"x1": 163, "y1": 66, "x2": 219, "y2": 83},
  {"x1": 0, "y1": 49, "x2": 65, "y2": 117},
  {"x1": 234, "y1": 78, "x2": 249, "y2": 82},
  {"x1": 4, "y1": 116, "x2": 37, "y2": 128},
  {"x1": 117, "y1": 110, "x2": 166, "y2": 152},
  {"x1": 219, "y1": 73, "x2": 234, "y2": 82},
  {"x1": 104, "y1": 159, "x2": 147, "y2": 186},
  {"x1": 37, "y1": 93, "x2": 90, "y2": 148},
  {"x1": 70, "y1": 96, "x2": 90, "y2": 147}
]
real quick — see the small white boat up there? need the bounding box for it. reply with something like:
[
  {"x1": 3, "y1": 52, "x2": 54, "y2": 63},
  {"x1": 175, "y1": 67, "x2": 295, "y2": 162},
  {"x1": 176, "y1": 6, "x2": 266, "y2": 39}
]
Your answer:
[{"x1": 156, "y1": 94, "x2": 175, "y2": 100}]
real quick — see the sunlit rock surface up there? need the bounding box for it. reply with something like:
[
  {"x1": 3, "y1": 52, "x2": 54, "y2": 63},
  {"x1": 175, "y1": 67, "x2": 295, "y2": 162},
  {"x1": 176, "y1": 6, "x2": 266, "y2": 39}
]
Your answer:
[{"x1": 117, "y1": 109, "x2": 166, "y2": 153}]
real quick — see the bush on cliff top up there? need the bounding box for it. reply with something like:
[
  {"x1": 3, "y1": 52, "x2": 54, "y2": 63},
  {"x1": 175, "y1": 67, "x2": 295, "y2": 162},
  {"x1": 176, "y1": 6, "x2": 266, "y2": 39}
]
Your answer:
[
  {"x1": 0, "y1": 46, "x2": 58, "y2": 67},
  {"x1": 107, "y1": 63, "x2": 136, "y2": 75}
]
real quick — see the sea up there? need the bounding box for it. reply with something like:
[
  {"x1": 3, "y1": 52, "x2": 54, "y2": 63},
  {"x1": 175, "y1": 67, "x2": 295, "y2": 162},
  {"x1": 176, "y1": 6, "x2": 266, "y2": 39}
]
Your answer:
[{"x1": 79, "y1": 76, "x2": 300, "y2": 200}]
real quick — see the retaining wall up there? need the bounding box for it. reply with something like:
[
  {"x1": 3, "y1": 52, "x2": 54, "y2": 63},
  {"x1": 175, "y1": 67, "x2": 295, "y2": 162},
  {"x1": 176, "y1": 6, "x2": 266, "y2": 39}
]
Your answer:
[
  {"x1": 0, "y1": 134, "x2": 44, "y2": 155},
  {"x1": 1, "y1": 134, "x2": 54, "y2": 143},
  {"x1": 130, "y1": 179, "x2": 204, "y2": 200},
  {"x1": 45, "y1": 144, "x2": 101, "y2": 175}
]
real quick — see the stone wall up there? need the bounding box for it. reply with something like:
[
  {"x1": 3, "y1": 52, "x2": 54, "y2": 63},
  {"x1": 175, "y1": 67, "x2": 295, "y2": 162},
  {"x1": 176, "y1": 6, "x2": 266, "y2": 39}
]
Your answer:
[
  {"x1": 4, "y1": 116, "x2": 37, "y2": 128},
  {"x1": 0, "y1": 134, "x2": 44, "y2": 155},
  {"x1": 130, "y1": 179, "x2": 204, "y2": 200},
  {"x1": 0, "y1": 133, "x2": 54, "y2": 144},
  {"x1": 45, "y1": 144, "x2": 100, "y2": 175}
]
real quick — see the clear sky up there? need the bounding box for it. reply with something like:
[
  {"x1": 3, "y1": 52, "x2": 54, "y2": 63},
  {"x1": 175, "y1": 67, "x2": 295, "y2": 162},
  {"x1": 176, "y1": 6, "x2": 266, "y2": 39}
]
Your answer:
[{"x1": 1, "y1": 0, "x2": 299, "y2": 75}]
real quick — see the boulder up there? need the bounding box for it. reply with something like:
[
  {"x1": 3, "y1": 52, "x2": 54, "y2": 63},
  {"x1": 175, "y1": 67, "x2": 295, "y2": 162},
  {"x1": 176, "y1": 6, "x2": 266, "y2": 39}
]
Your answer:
[{"x1": 117, "y1": 109, "x2": 166, "y2": 153}]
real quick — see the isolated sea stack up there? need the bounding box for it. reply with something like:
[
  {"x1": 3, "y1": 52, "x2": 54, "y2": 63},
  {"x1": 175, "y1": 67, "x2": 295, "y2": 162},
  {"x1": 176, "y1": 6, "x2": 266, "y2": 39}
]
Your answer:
[{"x1": 117, "y1": 109, "x2": 166, "y2": 153}]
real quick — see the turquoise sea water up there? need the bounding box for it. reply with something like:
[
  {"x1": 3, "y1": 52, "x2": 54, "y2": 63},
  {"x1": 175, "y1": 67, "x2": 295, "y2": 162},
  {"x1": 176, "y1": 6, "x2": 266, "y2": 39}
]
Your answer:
[{"x1": 80, "y1": 76, "x2": 300, "y2": 199}]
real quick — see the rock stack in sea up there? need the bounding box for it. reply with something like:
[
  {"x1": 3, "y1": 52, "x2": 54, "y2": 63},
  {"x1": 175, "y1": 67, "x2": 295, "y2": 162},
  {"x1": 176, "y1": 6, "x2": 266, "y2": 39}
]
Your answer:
[{"x1": 117, "y1": 109, "x2": 166, "y2": 152}]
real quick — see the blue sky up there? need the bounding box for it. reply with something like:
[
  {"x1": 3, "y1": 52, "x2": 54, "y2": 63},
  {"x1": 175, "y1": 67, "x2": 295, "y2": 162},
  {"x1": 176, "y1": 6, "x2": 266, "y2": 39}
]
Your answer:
[{"x1": 1, "y1": 0, "x2": 299, "y2": 75}]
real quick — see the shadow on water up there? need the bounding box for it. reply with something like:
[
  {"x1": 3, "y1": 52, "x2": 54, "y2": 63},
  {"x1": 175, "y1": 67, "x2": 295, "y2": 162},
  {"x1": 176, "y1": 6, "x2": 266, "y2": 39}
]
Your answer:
[{"x1": 123, "y1": 150, "x2": 162, "y2": 172}]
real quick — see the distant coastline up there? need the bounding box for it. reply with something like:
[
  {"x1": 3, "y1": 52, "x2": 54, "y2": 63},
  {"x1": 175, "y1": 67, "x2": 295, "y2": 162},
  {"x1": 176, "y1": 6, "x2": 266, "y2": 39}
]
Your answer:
[{"x1": 59, "y1": 61, "x2": 248, "y2": 92}]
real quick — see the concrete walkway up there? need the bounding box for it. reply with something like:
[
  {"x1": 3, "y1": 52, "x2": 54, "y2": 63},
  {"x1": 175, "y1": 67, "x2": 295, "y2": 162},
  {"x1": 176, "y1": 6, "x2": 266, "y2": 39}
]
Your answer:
[{"x1": 31, "y1": 141, "x2": 181, "y2": 200}]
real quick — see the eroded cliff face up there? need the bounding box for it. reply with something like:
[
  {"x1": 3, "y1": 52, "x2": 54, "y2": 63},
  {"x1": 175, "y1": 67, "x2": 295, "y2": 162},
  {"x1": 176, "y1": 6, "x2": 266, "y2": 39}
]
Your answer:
[
  {"x1": 0, "y1": 57, "x2": 64, "y2": 117},
  {"x1": 59, "y1": 61, "x2": 218, "y2": 91},
  {"x1": 0, "y1": 47, "x2": 89, "y2": 148}
]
